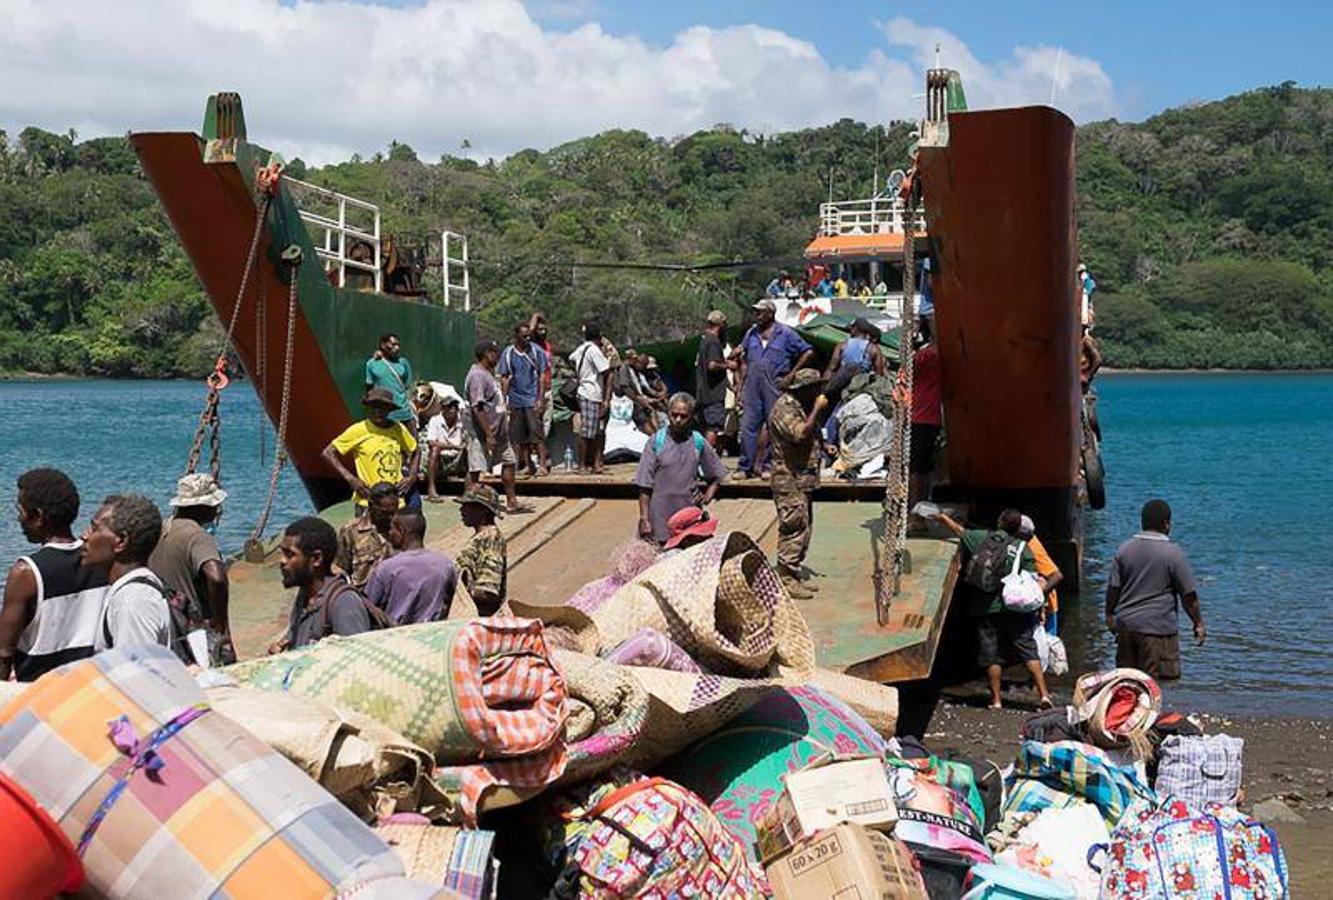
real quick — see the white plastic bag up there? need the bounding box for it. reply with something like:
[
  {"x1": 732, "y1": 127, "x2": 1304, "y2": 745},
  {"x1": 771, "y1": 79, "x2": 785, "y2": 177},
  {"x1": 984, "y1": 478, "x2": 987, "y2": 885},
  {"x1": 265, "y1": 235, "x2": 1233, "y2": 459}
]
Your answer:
[
  {"x1": 1001, "y1": 547, "x2": 1045, "y2": 613},
  {"x1": 1033, "y1": 625, "x2": 1068, "y2": 675}
]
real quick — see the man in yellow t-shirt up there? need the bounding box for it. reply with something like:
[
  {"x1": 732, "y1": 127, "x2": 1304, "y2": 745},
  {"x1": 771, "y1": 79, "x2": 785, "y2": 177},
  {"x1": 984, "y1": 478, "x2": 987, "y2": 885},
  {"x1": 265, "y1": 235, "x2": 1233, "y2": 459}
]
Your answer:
[
  {"x1": 322, "y1": 388, "x2": 421, "y2": 506},
  {"x1": 1020, "y1": 514, "x2": 1063, "y2": 633}
]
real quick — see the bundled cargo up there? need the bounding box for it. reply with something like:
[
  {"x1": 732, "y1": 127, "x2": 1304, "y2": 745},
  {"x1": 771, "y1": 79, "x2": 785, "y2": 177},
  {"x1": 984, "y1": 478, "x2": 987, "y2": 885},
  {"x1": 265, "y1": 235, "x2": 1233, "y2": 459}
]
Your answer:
[
  {"x1": 223, "y1": 617, "x2": 568, "y2": 824},
  {"x1": 0, "y1": 646, "x2": 414, "y2": 898}
]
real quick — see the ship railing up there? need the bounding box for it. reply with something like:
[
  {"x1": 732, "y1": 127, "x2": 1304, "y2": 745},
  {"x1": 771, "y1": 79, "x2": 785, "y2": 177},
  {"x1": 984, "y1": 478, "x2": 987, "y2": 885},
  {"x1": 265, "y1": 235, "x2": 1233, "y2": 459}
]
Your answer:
[
  {"x1": 818, "y1": 197, "x2": 926, "y2": 238},
  {"x1": 441, "y1": 230, "x2": 471, "y2": 311},
  {"x1": 284, "y1": 176, "x2": 383, "y2": 292}
]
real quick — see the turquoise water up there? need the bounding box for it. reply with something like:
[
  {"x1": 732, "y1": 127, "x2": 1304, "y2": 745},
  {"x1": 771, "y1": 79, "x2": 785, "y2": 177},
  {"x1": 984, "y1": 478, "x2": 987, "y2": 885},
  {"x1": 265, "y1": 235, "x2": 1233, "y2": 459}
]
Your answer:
[
  {"x1": 1064, "y1": 373, "x2": 1333, "y2": 717},
  {"x1": 0, "y1": 379, "x2": 312, "y2": 567},
  {"x1": 1, "y1": 374, "x2": 1330, "y2": 715}
]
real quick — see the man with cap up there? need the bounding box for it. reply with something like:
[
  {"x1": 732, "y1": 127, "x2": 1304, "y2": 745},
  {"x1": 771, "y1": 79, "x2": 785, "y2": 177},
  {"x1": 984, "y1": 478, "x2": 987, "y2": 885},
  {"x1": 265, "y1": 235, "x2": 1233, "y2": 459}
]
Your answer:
[
  {"x1": 696, "y1": 310, "x2": 736, "y2": 447},
  {"x1": 662, "y1": 506, "x2": 718, "y2": 555},
  {"x1": 635, "y1": 393, "x2": 726, "y2": 545},
  {"x1": 464, "y1": 338, "x2": 531, "y2": 514},
  {"x1": 323, "y1": 387, "x2": 420, "y2": 506},
  {"x1": 738, "y1": 298, "x2": 814, "y2": 478},
  {"x1": 768, "y1": 369, "x2": 829, "y2": 598},
  {"x1": 423, "y1": 386, "x2": 467, "y2": 502},
  {"x1": 1018, "y1": 514, "x2": 1063, "y2": 635},
  {"x1": 454, "y1": 485, "x2": 508, "y2": 616},
  {"x1": 149, "y1": 472, "x2": 235, "y2": 664}
]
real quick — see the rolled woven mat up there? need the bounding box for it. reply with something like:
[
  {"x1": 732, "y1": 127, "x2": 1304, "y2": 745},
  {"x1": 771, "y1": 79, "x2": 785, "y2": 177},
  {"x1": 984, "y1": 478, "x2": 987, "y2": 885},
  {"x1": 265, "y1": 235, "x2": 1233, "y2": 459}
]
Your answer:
[
  {"x1": 663, "y1": 684, "x2": 889, "y2": 862},
  {"x1": 806, "y1": 668, "x2": 899, "y2": 738},
  {"x1": 0, "y1": 646, "x2": 408, "y2": 897},
  {"x1": 206, "y1": 685, "x2": 448, "y2": 820},
  {"x1": 221, "y1": 617, "x2": 569, "y2": 825},
  {"x1": 514, "y1": 531, "x2": 815, "y2": 677}
]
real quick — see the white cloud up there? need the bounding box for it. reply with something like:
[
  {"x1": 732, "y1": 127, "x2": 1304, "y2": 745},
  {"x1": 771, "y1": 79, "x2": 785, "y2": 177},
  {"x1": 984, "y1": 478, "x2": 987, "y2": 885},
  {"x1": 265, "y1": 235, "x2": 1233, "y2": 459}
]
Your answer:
[{"x1": 0, "y1": 1, "x2": 1118, "y2": 165}]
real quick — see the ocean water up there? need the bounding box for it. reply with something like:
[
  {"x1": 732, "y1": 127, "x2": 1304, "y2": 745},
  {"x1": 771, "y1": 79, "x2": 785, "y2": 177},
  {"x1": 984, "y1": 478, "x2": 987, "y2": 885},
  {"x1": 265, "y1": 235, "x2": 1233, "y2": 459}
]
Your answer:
[
  {"x1": 1062, "y1": 373, "x2": 1333, "y2": 717},
  {"x1": 0, "y1": 379, "x2": 312, "y2": 567},
  {"x1": 1, "y1": 374, "x2": 1330, "y2": 716}
]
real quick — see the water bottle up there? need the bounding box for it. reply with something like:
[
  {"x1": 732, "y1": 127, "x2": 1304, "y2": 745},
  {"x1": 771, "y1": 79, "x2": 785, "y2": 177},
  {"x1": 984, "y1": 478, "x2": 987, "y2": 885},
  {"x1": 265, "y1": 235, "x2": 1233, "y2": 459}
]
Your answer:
[{"x1": 563, "y1": 444, "x2": 574, "y2": 472}]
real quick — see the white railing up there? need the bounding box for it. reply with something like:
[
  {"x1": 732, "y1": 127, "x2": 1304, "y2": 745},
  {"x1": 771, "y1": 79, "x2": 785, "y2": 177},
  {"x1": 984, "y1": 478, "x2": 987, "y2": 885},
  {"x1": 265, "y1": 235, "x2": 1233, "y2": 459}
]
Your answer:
[
  {"x1": 284, "y1": 176, "x2": 382, "y2": 293},
  {"x1": 442, "y1": 230, "x2": 471, "y2": 311},
  {"x1": 818, "y1": 196, "x2": 926, "y2": 238}
]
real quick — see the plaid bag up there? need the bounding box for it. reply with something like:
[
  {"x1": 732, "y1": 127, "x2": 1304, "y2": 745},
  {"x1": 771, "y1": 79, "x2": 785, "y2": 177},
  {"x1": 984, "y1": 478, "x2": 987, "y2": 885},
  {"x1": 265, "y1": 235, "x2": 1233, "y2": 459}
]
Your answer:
[
  {"x1": 1155, "y1": 733, "x2": 1243, "y2": 809},
  {"x1": 1004, "y1": 739, "x2": 1155, "y2": 828},
  {"x1": 0, "y1": 646, "x2": 405, "y2": 897}
]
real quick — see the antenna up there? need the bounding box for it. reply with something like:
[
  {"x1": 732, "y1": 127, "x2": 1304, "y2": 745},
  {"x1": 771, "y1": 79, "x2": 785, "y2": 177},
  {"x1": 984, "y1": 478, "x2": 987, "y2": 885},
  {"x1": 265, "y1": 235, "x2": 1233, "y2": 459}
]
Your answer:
[{"x1": 1049, "y1": 46, "x2": 1064, "y2": 106}]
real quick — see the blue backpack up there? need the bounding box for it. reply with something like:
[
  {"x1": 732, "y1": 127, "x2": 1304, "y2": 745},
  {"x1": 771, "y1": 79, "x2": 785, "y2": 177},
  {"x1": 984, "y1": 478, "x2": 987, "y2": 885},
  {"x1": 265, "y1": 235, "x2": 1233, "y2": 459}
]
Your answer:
[{"x1": 651, "y1": 428, "x2": 707, "y2": 476}]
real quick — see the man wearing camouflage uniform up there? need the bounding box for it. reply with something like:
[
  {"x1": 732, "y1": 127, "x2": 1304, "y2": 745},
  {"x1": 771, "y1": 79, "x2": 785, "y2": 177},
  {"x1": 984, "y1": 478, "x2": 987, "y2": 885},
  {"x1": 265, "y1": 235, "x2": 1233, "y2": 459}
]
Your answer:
[{"x1": 768, "y1": 369, "x2": 828, "y2": 599}]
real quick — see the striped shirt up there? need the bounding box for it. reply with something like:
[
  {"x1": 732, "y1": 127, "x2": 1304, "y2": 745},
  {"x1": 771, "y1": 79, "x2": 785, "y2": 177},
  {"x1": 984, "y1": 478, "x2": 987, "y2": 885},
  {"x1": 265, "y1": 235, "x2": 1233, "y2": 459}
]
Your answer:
[{"x1": 14, "y1": 540, "x2": 109, "y2": 681}]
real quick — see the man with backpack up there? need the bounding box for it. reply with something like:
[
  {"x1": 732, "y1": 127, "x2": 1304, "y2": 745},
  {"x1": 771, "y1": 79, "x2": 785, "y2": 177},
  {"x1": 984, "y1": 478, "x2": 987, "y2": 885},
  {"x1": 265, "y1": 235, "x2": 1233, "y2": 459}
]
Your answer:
[
  {"x1": 934, "y1": 508, "x2": 1053, "y2": 710},
  {"x1": 634, "y1": 393, "x2": 726, "y2": 545},
  {"x1": 82, "y1": 494, "x2": 172, "y2": 652},
  {"x1": 273, "y1": 516, "x2": 375, "y2": 652}
]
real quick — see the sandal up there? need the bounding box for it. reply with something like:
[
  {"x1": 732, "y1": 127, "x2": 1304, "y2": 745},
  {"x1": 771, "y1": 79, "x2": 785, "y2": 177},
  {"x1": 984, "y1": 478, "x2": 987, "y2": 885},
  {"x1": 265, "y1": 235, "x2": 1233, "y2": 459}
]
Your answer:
[{"x1": 1038, "y1": 695, "x2": 1055, "y2": 710}]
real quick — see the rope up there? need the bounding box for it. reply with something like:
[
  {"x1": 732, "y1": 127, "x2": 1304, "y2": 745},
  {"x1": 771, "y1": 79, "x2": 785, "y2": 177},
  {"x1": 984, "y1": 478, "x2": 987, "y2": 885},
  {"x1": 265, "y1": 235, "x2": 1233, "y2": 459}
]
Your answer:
[
  {"x1": 248, "y1": 246, "x2": 300, "y2": 547},
  {"x1": 875, "y1": 193, "x2": 919, "y2": 624}
]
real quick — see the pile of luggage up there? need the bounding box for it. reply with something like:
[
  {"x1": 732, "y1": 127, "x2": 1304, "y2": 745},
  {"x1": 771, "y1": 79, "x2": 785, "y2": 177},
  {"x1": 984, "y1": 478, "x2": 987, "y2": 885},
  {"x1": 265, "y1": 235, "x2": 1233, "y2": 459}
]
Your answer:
[{"x1": 0, "y1": 534, "x2": 1292, "y2": 898}]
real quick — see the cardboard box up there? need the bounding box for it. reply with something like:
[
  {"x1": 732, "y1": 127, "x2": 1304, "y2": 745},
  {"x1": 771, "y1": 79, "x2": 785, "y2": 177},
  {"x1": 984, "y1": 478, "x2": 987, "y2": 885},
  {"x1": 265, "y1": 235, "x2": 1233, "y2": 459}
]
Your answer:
[
  {"x1": 756, "y1": 756, "x2": 898, "y2": 863},
  {"x1": 765, "y1": 823, "x2": 927, "y2": 900}
]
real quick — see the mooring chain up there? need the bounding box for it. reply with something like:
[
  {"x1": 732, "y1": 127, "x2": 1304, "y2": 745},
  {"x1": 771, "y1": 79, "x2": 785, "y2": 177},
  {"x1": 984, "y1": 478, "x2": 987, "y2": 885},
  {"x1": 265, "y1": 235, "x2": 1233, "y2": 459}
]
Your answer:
[
  {"x1": 183, "y1": 185, "x2": 276, "y2": 478},
  {"x1": 248, "y1": 246, "x2": 301, "y2": 550}
]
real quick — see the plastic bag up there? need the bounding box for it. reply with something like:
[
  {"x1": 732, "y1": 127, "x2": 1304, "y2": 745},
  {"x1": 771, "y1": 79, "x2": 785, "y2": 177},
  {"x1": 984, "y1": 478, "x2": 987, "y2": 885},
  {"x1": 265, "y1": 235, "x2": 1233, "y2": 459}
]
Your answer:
[
  {"x1": 1002, "y1": 547, "x2": 1045, "y2": 612},
  {"x1": 1034, "y1": 626, "x2": 1069, "y2": 675}
]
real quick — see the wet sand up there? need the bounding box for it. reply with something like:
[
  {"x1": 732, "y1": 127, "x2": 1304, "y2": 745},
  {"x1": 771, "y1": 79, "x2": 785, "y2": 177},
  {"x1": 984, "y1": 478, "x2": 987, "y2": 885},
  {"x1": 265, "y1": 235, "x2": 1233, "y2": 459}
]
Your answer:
[{"x1": 927, "y1": 691, "x2": 1333, "y2": 895}]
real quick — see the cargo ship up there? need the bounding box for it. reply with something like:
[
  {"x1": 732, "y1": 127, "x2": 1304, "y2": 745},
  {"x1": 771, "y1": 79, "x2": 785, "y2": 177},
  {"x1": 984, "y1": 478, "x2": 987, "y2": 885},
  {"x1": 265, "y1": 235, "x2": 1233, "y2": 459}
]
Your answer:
[{"x1": 130, "y1": 70, "x2": 1094, "y2": 692}]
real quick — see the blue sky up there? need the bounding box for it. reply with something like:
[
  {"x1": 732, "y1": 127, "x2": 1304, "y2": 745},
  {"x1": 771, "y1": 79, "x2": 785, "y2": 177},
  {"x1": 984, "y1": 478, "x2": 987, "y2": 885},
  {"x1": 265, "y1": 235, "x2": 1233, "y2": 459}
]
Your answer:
[
  {"x1": 3, "y1": 0, "x2": 1328, "y2": 163},
  {"x1": 528, "y1": 0, "x2": 1330, "y2": 121}
]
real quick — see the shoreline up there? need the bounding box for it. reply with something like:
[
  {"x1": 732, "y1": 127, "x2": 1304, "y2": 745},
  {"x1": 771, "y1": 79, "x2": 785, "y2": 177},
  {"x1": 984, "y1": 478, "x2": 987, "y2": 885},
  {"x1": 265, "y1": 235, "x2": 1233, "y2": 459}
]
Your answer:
[{"x1": 1101, "y1": 367, "x2": 1333, "y2": 375}]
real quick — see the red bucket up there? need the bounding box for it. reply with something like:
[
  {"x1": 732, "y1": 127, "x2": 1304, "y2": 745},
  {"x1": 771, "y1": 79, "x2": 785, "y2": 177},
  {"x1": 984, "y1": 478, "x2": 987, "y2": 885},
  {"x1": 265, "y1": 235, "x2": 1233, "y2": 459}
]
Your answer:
[{"x1": 0, "y1": 772, "x2": 84, "y2": 898}]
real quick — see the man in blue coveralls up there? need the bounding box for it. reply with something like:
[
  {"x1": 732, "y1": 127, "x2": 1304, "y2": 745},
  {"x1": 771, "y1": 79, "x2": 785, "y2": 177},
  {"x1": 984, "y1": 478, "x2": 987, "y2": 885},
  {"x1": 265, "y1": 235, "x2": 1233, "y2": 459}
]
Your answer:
[{"x1": 737, "y1": 298, "x2": 815, "y2": 478}]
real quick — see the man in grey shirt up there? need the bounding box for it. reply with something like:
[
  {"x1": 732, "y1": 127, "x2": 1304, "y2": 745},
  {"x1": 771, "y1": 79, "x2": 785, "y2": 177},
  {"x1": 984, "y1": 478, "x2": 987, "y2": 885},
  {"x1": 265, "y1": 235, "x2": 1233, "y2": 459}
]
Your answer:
[
  {"x1": 635, "y1": 393, "x2": 726, "y2": 544},
  {"x1": 1105, "y1": 498, "x2": 1206, "y2": 680},
  {"x1": 273, "y1": 517, "x2": 371, "y2": 652}
]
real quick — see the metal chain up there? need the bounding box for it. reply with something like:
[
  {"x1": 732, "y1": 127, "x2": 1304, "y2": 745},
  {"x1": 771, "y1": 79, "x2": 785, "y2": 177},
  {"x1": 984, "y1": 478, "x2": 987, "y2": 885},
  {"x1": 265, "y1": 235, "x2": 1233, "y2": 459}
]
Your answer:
[
  {"x1": 248, "y1": 248, "x2": 300, "y2": 548},
  {"x1": 183, "y1": 191, "x2": 274, "y2": 478},
  {"x1": 876, "y1": 202, "x2": 919, "y2": 624}
]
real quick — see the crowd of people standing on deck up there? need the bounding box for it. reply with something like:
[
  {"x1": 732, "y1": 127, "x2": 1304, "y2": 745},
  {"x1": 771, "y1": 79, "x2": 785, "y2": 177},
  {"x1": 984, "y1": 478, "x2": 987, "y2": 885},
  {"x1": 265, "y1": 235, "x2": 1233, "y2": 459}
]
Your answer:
[{"x1": 2, "y1": 256, "x2": 1206, "y2": 715}]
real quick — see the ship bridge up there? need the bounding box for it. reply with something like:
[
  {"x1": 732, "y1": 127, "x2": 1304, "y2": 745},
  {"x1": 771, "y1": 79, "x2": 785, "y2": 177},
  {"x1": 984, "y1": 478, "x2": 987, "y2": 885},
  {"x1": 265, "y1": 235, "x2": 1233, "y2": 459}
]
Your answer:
[{"x1": 800, "y1": 181, "x2": 928, "y2": 326}]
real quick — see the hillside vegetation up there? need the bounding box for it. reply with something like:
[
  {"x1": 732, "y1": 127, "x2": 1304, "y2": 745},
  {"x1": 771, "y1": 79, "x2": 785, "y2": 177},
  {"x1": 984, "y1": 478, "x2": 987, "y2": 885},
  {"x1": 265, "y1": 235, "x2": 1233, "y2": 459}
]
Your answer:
[{"x1": 3, "y1": 82, "x2": 1332, "y2": 376}]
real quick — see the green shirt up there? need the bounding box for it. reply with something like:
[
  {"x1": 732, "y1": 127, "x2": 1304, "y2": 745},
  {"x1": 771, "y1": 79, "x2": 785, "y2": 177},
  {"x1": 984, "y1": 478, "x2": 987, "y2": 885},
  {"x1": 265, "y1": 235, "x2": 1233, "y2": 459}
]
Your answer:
[
  {"x1": 960, "y1": 528, "x2": 1036, "y2": 615},
  {"x1": 364, "y1": 356, "x2": 415, "y2": 422}
]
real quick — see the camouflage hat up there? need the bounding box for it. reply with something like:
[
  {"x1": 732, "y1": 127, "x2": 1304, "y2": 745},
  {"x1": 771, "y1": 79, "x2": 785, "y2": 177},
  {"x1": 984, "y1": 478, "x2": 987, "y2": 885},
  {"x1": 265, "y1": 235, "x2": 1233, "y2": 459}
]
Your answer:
[
  {"x1": 454, "y1": 484, "x2": 504, "y2": 516},
  {"x1": 169, "y1": 472, "x2": 227, "y2": 508},
  {"x1": 785, "y1": 368, "x2": 827, "y2": 392},
  {"x1": 706, "y1": 309, "x2": 727, "y2": 326}
]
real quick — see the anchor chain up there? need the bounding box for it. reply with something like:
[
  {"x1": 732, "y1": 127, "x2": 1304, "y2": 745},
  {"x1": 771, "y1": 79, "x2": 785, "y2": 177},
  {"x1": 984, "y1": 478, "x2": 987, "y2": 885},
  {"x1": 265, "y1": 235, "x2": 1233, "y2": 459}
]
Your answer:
[
  {"x1": 245, "y1": 244, "x2": 301, "y2": 559},
  {"x1": 183, "y1": 170, "x2": 280, "y2": 480}
]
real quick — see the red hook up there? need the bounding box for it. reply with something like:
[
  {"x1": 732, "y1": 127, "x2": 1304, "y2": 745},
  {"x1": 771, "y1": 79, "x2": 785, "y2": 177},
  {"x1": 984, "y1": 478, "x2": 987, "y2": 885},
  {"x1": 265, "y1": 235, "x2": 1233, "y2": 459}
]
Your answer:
[{"x1": 205, "y1": 356, "x2": 230, "y2": 391}]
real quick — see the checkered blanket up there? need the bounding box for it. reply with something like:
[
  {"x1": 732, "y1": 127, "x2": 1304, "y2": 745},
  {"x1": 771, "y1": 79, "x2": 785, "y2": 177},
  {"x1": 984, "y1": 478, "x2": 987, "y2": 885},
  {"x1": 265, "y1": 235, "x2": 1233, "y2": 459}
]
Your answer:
[
  {"x1": 223, "y1": 618, "x2": 569, "y2": 825},
  {"x1": 0, "y1": 646, "x2": 405, "y2": 897},
  {"x1": 1005, "y1": 739, "x2": 1155, "y2": 828}
]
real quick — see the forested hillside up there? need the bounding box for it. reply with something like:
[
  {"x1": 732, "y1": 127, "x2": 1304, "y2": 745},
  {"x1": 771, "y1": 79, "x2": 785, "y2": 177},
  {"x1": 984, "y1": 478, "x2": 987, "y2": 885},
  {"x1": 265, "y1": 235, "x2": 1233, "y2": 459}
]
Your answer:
[{"x1": 3, "y1": 82, "x2": 1332, "y2": 376}]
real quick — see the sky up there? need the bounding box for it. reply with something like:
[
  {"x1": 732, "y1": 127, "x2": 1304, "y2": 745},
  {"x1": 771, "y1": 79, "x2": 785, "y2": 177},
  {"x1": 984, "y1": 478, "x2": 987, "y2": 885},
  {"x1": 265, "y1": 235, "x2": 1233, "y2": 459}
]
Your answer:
[{"x1": 1, "y1": 0, "x2": 1328, "y2": 166}]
